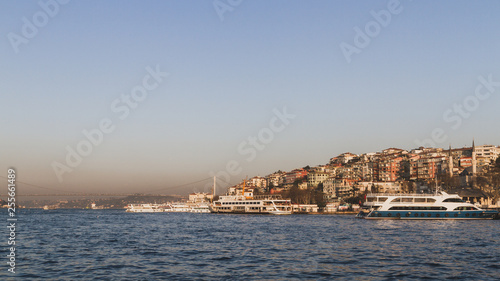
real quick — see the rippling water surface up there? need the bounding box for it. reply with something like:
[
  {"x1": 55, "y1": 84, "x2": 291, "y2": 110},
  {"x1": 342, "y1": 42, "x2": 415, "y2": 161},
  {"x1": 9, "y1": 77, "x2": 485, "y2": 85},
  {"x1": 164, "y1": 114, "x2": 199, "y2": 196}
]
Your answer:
[{"x1": 3, "y1": 209, "x2": 499, "y2": 280}]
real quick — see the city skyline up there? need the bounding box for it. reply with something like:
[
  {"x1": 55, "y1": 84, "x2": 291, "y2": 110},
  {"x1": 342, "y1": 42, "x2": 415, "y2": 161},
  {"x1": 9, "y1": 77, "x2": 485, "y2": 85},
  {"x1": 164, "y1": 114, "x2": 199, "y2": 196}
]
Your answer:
[{"x1": 2, "y1": 1, "x2": 500, "y2": 195}]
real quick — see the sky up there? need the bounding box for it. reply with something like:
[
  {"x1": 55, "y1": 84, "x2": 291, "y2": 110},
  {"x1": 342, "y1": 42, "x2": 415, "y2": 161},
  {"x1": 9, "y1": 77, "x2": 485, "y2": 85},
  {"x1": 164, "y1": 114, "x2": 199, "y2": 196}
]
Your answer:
[{"x1": 1, "y1": 0, "x2": 500, "y2": 195}]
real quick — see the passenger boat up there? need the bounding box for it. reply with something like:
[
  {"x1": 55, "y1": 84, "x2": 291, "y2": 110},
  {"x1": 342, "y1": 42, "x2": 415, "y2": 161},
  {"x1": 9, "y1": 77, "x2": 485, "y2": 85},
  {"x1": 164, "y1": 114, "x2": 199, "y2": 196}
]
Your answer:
[
  {"x1": 126, "y1": 204, "x2": 164, "y2": 213},
  {"x1": 210, "y1": 194, "x2": 292, "y2": 214},
  {"x1": 190, "y1": 204, "x2": 211, "y2": 213},
  {"x1": 356, "y1": 191, "x2": 499, "y2": 220},
  {"x1": 126, "y1": 203, "x2": 210, "y2": 213},
  {"x1": 164, "y1": 203, "x2": 191, "y2": 212},
  {"x1": 209, "y1": 177, "x2": 293, "y2": 214}
]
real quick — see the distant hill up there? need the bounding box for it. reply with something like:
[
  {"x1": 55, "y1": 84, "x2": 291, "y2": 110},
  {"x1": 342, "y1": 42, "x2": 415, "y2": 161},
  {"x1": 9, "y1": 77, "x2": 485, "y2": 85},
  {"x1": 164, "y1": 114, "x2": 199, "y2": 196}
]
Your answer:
[{"x1": 19, "y1": 194, "x2": 187, "y2": 209}]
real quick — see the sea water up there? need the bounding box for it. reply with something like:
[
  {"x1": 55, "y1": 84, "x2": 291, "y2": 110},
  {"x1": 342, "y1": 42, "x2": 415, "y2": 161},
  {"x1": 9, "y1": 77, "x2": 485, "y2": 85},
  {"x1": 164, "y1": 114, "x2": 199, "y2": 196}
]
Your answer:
[{"x1": 2, "y1": 209, "x2": 499, "y2": 280}]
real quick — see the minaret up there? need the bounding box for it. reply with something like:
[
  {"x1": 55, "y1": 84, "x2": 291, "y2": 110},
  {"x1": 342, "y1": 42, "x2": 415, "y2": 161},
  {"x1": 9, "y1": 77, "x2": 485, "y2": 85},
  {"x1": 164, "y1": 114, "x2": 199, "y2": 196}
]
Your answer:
[
  {"x1": 472, "y1": 139, "x2": 477, "y2": 175},
  {"x1": 213, "y1": 176, "x2": 216, "y2": 198},
  {"x1": 448, "y1": 144, "x2": 453, "y2": 177}
]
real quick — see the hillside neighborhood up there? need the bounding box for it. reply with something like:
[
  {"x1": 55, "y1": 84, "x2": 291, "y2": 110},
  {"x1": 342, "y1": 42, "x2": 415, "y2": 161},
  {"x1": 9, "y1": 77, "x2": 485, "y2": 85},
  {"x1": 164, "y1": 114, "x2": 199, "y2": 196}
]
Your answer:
[{"x1": 222, "y1": 142, "x2": 500, "y2": 210}]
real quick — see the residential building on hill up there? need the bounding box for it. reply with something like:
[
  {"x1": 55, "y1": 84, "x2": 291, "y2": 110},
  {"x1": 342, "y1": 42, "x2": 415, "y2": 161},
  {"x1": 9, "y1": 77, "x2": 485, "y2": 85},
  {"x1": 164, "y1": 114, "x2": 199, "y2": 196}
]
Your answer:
[
  {"x1": 188, "y1": 192, "x2": 213, "y2": 203},
  {"x1": 307, "y1": 171, "x2": 330, "y2": 188},
  {"x1": 284, "y1": 169, "x2": 308, "y2": 185},
  {"x1": 266, "y1": 171, "x2": 285, "y2": 188},
  {"x1": 475, "y1": 145, "x2": 500, "y2": 162}
]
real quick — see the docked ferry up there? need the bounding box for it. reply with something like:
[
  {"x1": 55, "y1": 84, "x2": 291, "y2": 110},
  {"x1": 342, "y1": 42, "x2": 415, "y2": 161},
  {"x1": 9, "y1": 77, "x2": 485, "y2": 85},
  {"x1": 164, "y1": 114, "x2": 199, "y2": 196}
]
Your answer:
[
  {"x1": 357, "y1": 192, "x2": 499, "y2": 220},
  {"x1": 209, "y1": 177, "x2": 292, "y2": 214},
  {"x1": 126, "y1": 204, "x2": 164, "y2": 213},
  {"x1": 126, "y1": 203, "x2": 210, "y2": 213},
  {"x1": 210, "y1": 192, "x2": 292, "y2": 214}
]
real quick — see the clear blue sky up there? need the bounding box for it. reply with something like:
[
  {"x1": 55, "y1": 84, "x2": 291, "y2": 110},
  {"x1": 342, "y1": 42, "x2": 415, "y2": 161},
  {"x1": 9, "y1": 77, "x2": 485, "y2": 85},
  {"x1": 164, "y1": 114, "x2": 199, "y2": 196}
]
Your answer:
[{"x1": 1, "y1": 0, "x2": 499, "y2": 195}]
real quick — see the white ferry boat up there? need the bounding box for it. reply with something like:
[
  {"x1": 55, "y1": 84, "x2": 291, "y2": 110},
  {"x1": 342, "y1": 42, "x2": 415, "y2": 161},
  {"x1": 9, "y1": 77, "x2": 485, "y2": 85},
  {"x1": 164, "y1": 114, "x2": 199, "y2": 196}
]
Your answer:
[
  {"x1": 126, "y1": 203, "x2": 211, "y2": 213},
  {"x1": 209, "y1": 177, "x2": 292, "y2": 214},
  {"x1": 210, "y1": 194, "x2": 292, "y2": 214},
  {"x1": 126, "y1": 204, "x2": 164, "y2": 213},
  {"x1": 190, "y1": 204, "x2": 211, "y2": 213},
  {"x1": 357, "y1": 192, "x2": 499, "y2": 220},
  {"x1": 164, "y1": 203, "x2": 191, "y2": 212}
]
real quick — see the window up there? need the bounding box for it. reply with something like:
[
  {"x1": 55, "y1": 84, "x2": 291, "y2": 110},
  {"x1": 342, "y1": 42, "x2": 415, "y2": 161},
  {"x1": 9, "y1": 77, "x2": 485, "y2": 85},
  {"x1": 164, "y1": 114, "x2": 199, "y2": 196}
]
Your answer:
[
  {"x1": 389, "y1": 206, "x2": 446, "y2": 211},
  {"x1": 443, "y1": 198, "x2": 465, "y2": 203},
  {"x1": 454, "y1": 206, "x2": 478, "y2": 211}
]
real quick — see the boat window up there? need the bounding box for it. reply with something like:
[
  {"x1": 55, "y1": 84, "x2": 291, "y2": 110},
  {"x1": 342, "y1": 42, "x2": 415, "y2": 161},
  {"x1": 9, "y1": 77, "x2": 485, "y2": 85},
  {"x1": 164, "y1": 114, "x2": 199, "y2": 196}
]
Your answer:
[
  {"x1": 402, "y1": 198, "x2": 413, "y2": 203},
  {"x1": 426, "y1": 198, "x2": 436, "y2": 203},
  {"x1": 378, "y1": 197, "x2": 388, "y2": 203},
  {"x1": 391, "y1": 198, "x2": 401, "y2": 203},
  {"x1": 443, "y1": 198, "x2": 465, "y2": 203},
  {"x1": 429, "y1": 206, "x2": 447, "y2": 210},
  {"x1": 389, "y1": 206, "x2": 446, "y2": 210},
  {"x1": 414, "y1": 198, "x2": 426, "y2": 203},
  {"x1": 367, "y1": 197, "x2": 376, "y2": 202},
  {"x1": 454, "y1": 206, "x2": 478, "y2": 210}
]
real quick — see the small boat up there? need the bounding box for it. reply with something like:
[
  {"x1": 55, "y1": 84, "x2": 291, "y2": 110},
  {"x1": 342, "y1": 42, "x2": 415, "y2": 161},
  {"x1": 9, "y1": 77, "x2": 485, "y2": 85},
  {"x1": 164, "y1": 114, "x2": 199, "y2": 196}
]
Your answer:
[{"x1": 358, "y1": 191, "x2": 499, "y2": 220}]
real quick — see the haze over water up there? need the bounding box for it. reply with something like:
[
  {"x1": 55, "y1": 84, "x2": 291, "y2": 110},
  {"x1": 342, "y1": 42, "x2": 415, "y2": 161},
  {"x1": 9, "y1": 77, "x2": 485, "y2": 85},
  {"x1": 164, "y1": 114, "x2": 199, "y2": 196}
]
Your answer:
[{"x1": 2, "y1": 1, "x2": 500, "y2": 195}]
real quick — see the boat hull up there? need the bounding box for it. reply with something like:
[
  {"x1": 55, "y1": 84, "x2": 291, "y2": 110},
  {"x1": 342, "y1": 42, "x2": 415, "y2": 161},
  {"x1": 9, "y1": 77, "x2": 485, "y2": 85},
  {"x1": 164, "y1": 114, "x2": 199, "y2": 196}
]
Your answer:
[
  {"x1": 363, "y1": 210, "x2": 499, "y2": 220},
  {"x1": 269, "y1": 211, "x2": 292, "y2": 215}
]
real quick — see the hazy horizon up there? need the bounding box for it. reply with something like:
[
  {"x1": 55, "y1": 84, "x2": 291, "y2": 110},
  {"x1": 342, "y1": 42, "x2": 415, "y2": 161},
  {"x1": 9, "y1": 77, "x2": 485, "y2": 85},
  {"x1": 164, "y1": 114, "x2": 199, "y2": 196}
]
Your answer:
[{"x1": 2, "y1": 0, "x2": 500, "y2": 196}]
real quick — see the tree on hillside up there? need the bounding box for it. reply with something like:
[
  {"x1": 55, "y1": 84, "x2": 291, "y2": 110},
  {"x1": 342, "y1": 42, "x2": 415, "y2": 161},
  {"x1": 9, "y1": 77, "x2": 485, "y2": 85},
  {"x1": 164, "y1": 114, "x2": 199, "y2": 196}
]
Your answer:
[
  {"x1": 438, "y1": 174, "x2": 460, "y2": 191},
  {"x1": 285, "y1": 184, "x2": 300, "y2": 204},
  {"x1": 314, "y1": 190, "x2": 326, "y2": 209}
]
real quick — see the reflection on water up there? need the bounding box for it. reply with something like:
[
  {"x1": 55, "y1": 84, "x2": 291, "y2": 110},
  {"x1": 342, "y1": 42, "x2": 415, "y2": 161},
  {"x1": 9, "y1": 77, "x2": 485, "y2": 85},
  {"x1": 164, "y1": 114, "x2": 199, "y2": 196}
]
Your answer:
[{"x1": 4, "y1": 209, "x2": 499, "y2": 280}]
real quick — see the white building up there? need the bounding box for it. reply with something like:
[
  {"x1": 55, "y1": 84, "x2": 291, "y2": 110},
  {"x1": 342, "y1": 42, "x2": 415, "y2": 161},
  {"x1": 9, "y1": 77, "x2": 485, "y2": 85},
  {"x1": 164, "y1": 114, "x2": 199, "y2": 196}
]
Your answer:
[
  {"x1": 266, "y1": 172, "x2": 285, "y2": 187},
  {"x1": 307, "y1": 171, "x2": 330, "y2": 188},
  {"x1": 292, "y1": 204, "x2": 318, "y2": 213},
  {"x1": 188, "y1": 192, "x2": 213, "y2": 203},
  {"x1": 323, "y1": 178, "x2": 354, "y2": 200},
  {"x1": 475, "y1": 145, "x2": 500, "y2": 162},
  {"x1": 250, "y1": 176, "x2": 267, "y2": 189}
]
